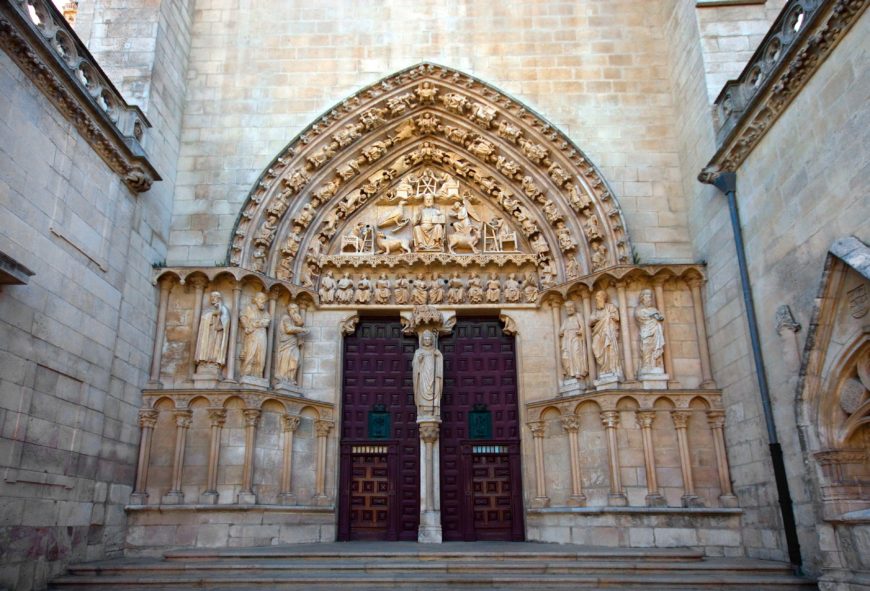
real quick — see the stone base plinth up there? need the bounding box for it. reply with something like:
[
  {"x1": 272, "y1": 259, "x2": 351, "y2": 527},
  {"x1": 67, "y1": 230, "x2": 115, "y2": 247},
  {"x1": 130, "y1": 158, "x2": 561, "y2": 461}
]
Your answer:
[
  {"x1": 530, "y1": 496, "x2": 551, "y2": 509},
  {"x1": 719, "y1": 494, "x2": 739, "y2": 508},
  {"x1": 237, "y1": 492, "x2": 257, "y2": 505},
  {"x1": 278, "y1": 493, "x2": 297, "y2": 506},
  {"x1": 526, "y1": 506, "x2": 745, "y2": 556},
  {"x1": 273, "y1": 381, "x2": 305, "y2": 396},
  {"x1": 239, "y1": 376, "x2": 269, "y2": 389},
  {"x1": 638, "y1": 371, "x2": 669, "y2": 390},
  {"x1": 645, "y1": 493, "x2": 668, "y2": 507},
  {"x1": 124, "y1": 505, "x2": 336, "y2": 556},
  {"x1": 594, "y1": 374, "x2": 619, "y2": 390},
  {"x1": 681, "y1": 494, "x2": 705, "y2": 508},
  {"x1": 312, "y1": 494, "x2": 332, "y2": 507},
  {"x1": 161, "y1": 492, "x2": 184, "y2": 505},
  {"x1": 567, "y1": 494, "x2": 587, "y2": 507},
  {"x1": 199, "y1": 492, "x2": 219, "y2": 505},
  {"x1": 608, "y1": 493, "x2": 628, "y2": 506},
  {"x1": 130, "y1": 493, "x2": 148, "y2": 505},
  {"x1": 418, "y1": 510, "x2": 443, "y2": 543},
  {"x1": 193, "y1": 365, "x2": 223, "y2": 387}
]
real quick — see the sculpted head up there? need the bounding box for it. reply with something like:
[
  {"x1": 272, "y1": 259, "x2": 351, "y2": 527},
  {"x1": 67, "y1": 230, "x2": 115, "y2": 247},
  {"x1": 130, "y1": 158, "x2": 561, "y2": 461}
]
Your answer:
[
  {"x1": 640, "y1": 288, "x2": 653, "y2": 307},
  {"x1": 594, "y1": 290, "x2": 608, "y2": 309},
  {"x1": 420, "y1": 330, "x2": 435, "y2": 348},
  {"x1": 209, "y1": 291, "x2": 223, "y2": 307},
  {"x1": 287, "y1": 303, "x2": 299, "y2": 315},
  {"x1": 254, "y1": 292, "x2": 267, "y2": 309},
  {"x1": 565, "y1": 300, "x2": 577, "y2": 315},
  {"x1": 423, "y1": 194, "x2": 434, "y2": 208}
]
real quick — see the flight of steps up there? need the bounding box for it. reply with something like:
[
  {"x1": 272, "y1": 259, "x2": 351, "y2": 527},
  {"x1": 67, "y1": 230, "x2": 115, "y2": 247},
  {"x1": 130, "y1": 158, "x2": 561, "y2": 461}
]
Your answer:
[{"x1": 50, "y1": 542, "x2": 818, "y2": 590}]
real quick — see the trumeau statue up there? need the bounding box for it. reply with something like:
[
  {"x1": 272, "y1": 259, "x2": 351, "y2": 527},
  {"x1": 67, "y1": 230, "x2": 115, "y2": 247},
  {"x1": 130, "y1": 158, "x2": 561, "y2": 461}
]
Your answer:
[
  {"x1": 239, "y1": 292, "x2": 271, "y2": 379},
  {"x1": 413, "y1": 329, "x2": 443, "y2": 419},
  {"x1": 560, "y1": 300, "x2": 588, "y2": 380},
  {"x1": 194, "y1": 291, "x2": 230, "y2": 373},
  {"x1": 590, "y1": 290, "x2": 621, "y2": 377},
  {"x1": 636, "y1": 288, "x2": 666, "y2": 374},
  {"x1": 274, "y1": 303, "x2": 308, "y2": 386}
]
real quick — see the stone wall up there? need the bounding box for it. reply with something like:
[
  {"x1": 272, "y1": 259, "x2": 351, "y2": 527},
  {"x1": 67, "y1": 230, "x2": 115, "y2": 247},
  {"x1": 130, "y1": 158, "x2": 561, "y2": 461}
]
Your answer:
[
  {"x1": 169, "y1": 0, "x2": 695, "y2": 267},
  {"x1": 0, "y1": 0, "x2": 194, "y2": 588},
  {"x1": 665, "y1": 0, "x2": 870, "y2": 576}
]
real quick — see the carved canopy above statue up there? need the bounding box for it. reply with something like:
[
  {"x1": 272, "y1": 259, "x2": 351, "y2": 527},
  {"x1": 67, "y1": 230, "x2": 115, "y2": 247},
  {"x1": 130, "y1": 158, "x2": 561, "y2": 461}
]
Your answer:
[{"x1": 229, "y1": 63, "x2": 631, "y2": 292}]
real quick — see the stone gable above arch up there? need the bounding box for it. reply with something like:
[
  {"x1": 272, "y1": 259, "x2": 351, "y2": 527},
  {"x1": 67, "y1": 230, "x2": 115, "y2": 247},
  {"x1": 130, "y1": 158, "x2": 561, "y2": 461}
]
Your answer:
[{"x1": 229, "y1": 63, "x2": 632, "y2": 291}]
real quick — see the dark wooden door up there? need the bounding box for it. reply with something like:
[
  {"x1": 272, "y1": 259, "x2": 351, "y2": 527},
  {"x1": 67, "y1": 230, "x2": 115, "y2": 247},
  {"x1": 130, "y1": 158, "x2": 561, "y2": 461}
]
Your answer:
[
  {"x1": 338, "y1": 319, "x2": 419, "y2": 541},
  {"x1": 440, "y1": 318, "x2": 524, "y2": 541}
]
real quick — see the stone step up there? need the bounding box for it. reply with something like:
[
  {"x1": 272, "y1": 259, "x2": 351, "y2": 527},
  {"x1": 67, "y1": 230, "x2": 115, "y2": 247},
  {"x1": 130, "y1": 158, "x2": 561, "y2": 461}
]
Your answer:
[
  {"x1": 65, "y1": 558, "x2": 797, "y2": 577},
  {"x1": 50, "y1": 570, "x2": 818, "y2": 590}
]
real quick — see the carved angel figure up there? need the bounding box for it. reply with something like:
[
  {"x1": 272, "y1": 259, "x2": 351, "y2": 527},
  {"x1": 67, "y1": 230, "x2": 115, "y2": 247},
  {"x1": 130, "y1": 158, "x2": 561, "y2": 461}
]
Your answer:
[
  {"x1": 560, "y1": 300, "x2": 588, "y2": 380},
  {"x1": 503, "y1": 273, "x2": 521, "y2": 303},
  {"x1": 636, "y1": 288, "x2": 666, "y2": 374},
  {"x1": 589, "y1": 290, "x2": 621, "y2": 377},
  {"x1": 319, "y1": 271, "x2": 336, "y2": 304},
  {"x1": 194, "y1": 291, "x2": 230, "y2": 372},
  {"x1": 374, "y1": 273, "x2": 392, "y2": 305},
  {"x1": 274, "y1": 304, "x2": 308, "y2": 386},
  {"x1": 336, "y1": 273, "x2": 355, "y2": 304},
  {"x1": 394, "y1": 274, "x2": 411, "y2": 305}
]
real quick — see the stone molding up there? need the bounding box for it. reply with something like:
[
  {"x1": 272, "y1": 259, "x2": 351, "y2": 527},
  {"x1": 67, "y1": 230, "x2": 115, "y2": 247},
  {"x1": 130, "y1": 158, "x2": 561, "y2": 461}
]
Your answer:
[
  {"x1": 699, "y1": 0, "x2": 867, "y2": 180},
  {"x1": 152, "y1": 267, "x2": 314, "y2": 299},
  {"x1": 527, "y1": 388, "x2": 723, "y2": 417},
  {"x1": 140, "y1": 388, "x2": 334, "y2": 420},
  {"x1": 228, "y1": 63, "x2": 633, "y2": 285},
  {"x1": 0, "y1": 0, "x2": 161, "y2": 192},
  {"x1": 0, "y1": 250, "x2": 35, "y2": 285}
]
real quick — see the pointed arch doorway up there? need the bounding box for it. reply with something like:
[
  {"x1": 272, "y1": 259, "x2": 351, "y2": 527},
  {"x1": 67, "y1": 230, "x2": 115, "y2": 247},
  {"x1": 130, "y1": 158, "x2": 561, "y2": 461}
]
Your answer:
[{"x1": 337, "y1": 316, "x2": 524, "y2": 542}]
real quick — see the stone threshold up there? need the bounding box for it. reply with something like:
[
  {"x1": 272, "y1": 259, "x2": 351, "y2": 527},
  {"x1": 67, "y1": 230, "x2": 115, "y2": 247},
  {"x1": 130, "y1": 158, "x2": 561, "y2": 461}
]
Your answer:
[
  {"x1": 529, "y1": 506, "x2": 743, "y2": 516},
  {"x1": 126, "y1": 504, "x2": 335, "y2": 513}
]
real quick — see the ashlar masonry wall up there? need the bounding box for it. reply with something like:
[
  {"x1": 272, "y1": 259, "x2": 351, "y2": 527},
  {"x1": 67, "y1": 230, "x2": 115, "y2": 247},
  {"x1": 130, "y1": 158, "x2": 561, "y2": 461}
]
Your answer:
[{"x1": 169, "y1": 0, "x2": 696, "y2": 268}]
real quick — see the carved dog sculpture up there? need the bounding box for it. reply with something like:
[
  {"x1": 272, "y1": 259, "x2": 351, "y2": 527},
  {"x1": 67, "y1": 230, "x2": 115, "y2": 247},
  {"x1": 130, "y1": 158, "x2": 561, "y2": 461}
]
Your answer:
[
  {"x1": 447, "y1": 226, "x2": 481, "y2": 254},
  {"x1": 376, "y1": 232, "x2": 412, "y2": 255}
]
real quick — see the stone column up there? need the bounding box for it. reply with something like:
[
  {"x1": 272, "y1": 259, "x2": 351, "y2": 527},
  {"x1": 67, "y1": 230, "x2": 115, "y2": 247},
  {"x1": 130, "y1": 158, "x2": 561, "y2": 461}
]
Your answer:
[
  {"x1": 616, "y1": 282, "x2": 635, "y2": 382},
  {"x1": 550, "y1": 299, "x2": 563, "y2": 385},
  {"x1": 707, "y1": 410, "x2": 738, "y2": 507},
  {"x1": 188, "y1": 277, "x2": 208, "y2": 381},
  {"x1": 278, "y1": 414, "x2": 301, "y2": 505},
  {"x1": 225, "y1": 284, "x2": 243, "y2": 382},
  {"x1": 149, "y1": 278, "x2": 171, "y2": 384},
  {"x1": 636, "y1": 411, "x2": 666, "y2": 507},
  {"x1": 528, "y1": 420, "x2": 550, "y2": 508},
  {"x1": 131, "y1": 409, "x2": 158, "y2": 505},
  {"x1": 162, "y1": 410, "x2": 192, "y2": 504},
  {"x1": 200, "y1": 408, "x2": 226, "y2": 504},
  {"x1": 600, "y1": 410, "x2": 627, "y2": 506},
  {"x1": 313, "y1": 419, "x2": 333, "y2": 506},
  {"x1": 653, "y1": 278, "x2": 680, "y2": 387},
  {"x1": 672, "y1": 410, "x2": 704, "y2": 507},
  {"x1": 418, "y1": 421, "x2": 443, "y2": 543},
  {"x1": 238, "y1": 408, "x2": 260, "y2": 504},
  {"x1": 688, "y1": 279, "x2": 716, "y2": 388},
  {"x1": 264, "y1": 291, "x2": 278, "y2": 383},
  {"x1": 561, "y1": 415, "x2": 586, "y2": 506},
  {"x1": 580, "y1": 290, "x2": 597, "y2": 381}
]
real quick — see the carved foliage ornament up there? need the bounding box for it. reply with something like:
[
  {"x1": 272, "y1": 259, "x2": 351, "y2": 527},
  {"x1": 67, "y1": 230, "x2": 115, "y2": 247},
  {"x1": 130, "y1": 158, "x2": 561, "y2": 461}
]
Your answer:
[{"x1": 229, "y1": 64, "x2": 631, "y2": 286}]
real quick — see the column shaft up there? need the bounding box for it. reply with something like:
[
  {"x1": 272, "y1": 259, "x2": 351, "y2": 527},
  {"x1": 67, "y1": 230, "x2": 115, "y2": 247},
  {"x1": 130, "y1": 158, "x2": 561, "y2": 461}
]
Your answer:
[
  {"x1": 672, "y1": 410, "x2": 703, "y2": 507},
  {"x1": 653, "y1": 280, "x2": 679, "y2": 386},
  {"x1": 279, "y1": 415, "x2": 300, "y2": 504},
  {"x1": 689, "y1": 280, "x2": 716, "y2": 388},
  {"x1": 528, "y1": 421, "x2": 549, "y2": 508},
  {"x1": 708, "y1": 410, "x2": 738, "y2": 507},
  {"x1": 226, "y1": 285, "x2": 242, "y2": 382},
  {"x1": 601, "y1": 411, "x2": 627, "y2": 505},
  {"x1": 616, "y1": 283, "x2": 634, "y2": 381},
  {"x1": 131, "y1": 410, "x2": 158, "y2": 504},
  {"x1": 149, "y1": 280, "x2": 171, "y2": 383},
  {"x1": 188, "y1": 279, "x2": 206, "y2": 379},
  {"x1": 637, "y1": 411, "x2": 666, "y2": 506},
  {"x1": 238, "y1": 408, "x2": 260, "y2": 504},
  {"x1": 581, "y1": 292, "x2": 597, "y2": 381}
]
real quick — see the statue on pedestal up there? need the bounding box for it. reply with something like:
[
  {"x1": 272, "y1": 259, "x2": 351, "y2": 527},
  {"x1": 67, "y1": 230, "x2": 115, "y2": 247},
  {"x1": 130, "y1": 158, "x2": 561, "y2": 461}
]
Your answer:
[
  {"x1": 636, "y1": 288, "x2": 666, "y2": 374},
  {"x1": 274, "y1": 303, "x2": 308, "y2": 386},
  {"x1": 194, "y1": 291, "x2": 230, "y2": 375},
  {"x1": 560, "y1": 300, "x2": 588, "y2": 380},
  {"x1": 590, "y1": 290, "x2": 621, "y2": 378},
  {"x1": 413, "y1": 329, "x2": 443, "y2": 420},
  {"x1": 239, "y1": 292, "x2": 271, "y2": 379}
]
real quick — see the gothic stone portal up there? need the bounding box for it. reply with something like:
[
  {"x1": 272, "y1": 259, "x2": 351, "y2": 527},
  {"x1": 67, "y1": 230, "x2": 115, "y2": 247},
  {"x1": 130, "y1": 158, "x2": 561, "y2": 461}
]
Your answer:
[{"x1": 338, "y1": 317, "x2": 523, "y2": 541}]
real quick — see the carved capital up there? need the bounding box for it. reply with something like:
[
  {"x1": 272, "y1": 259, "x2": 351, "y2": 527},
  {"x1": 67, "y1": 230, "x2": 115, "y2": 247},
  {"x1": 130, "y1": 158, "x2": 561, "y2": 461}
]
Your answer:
[
  {"x1": 174, "y1": 410, "x2": 193, "y2": 429},
  {"x1": 706, "y1": 409, "x2": 726, "y2": 429},
  {"x1": 314, "y1": 420, "x2": 334, "y2": 437},
  {"x1": 636, "y1": 411, "x2": 656, "y2": 429},
  {"x1": 242, "y1": 409, "x2": 261, "y2": 427},
  {"x1": 138, "y1": 409, "x2": 158, "y2": 429},
  {"x1": 282, "y1": 414, "x2": 301, "y2": 433},
  {"x1": 560, "y1": 415, "x2": 580, "y2": 433},
  {"x1": 189, "y1": 276, "x2": 209, "y2": 291},
  {"x1": 527, "y1": 420, "x2": 546, "y2": 438},
  {"x1": 499, "y1": 313, "x2": 518, "y2": 336},
  {"x1": 686, "y1": 276, "x2": 704, "y2": 290},
  {"x1": 419, "y1": 422, "x2": 440, "y2": 443},
  {"x1": 340, "y1": 313, "x2": 359, "y2": 336},
  {"x1": 671, "y1": 410, "x2": 692, "y2": 430},
  {"x1": 207, "y1": 408, "x2": 227, "y2": 427},
  {"x1": 600, "y1": 410, "x2": 620, "y2": 429}
]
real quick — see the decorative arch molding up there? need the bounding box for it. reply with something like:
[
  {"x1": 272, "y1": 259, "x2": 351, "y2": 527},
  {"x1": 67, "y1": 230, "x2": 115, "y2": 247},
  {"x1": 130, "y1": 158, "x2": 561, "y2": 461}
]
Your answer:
[{"x1": 228, "y1": 63, "x2": 632, "y2": 294}]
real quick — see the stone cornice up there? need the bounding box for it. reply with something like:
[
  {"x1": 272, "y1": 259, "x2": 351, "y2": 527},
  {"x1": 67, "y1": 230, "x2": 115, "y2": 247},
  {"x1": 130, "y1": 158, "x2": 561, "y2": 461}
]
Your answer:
[
  {"x1": 541, "y1": 263, "x2": 706, "y2": 300},
  {"x1": 0, "y1": 0, "x2": 161, "y2": 192},
  {"x1": 699, "y1": 0, "x2": 867, "y2": 182},
  {"x1": 152, "y1": 266, "x2": 316, "y2": 301}
]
